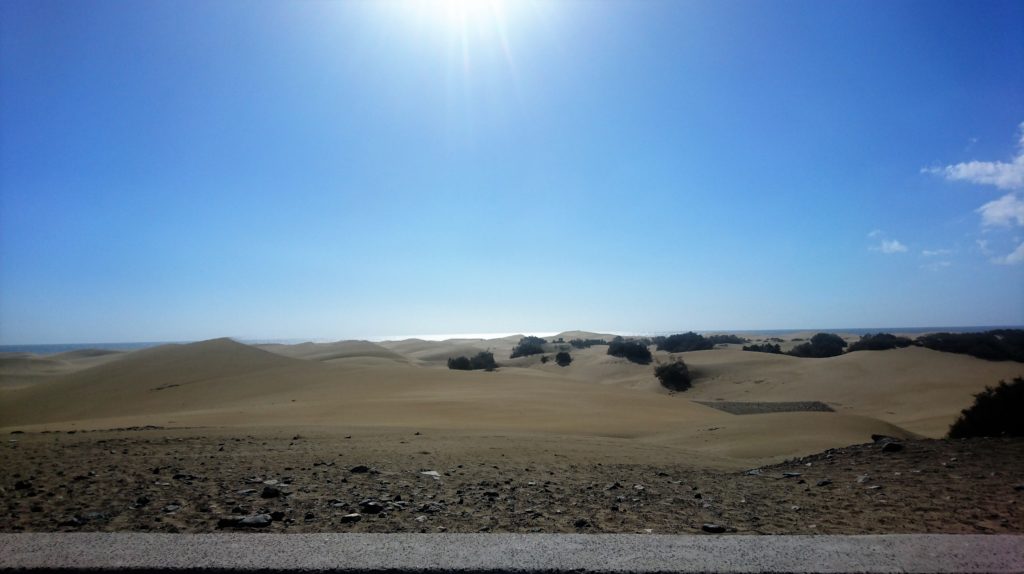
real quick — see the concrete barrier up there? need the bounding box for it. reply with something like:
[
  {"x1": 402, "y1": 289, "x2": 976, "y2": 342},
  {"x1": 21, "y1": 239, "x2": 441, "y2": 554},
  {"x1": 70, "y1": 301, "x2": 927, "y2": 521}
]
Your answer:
[{"x1": 1, "y1": 533, "x2": 1022, "y2": 573}]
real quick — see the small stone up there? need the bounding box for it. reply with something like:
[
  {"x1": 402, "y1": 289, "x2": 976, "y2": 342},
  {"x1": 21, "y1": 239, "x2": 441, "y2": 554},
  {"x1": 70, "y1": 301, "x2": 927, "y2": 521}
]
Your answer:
[
  {"x1": 1014, "y1": 485, "x2": 1024, "y2": 492},
  {"x1": 261, "y1": 486, "x2": 281, "y2": 498},
  {"x1": 359, "y1": 500, "x2": 384, "y2": 514},
  {"x1": 304, "y1": 512, "x2": 315, "y2": 520},
  {"x1": 816, "y1": 479, "x2": 832, "y2": 487},
  {"x1": 162, "y1": 504, "x2": 181, "y2": 513},
  {"x1": 856, "y1": 475, "x2": 870, "y2": 484},
  {"x1": 702, "y1": 523, "x2": 726, "y2": 533},
  {"x1": 415, "y1": 515, "x2": 428, "y2": 523},
  {"x1": 350, "y1": 465, "x2": 370, "y2": 474},
  {"x1": 882, "y1": 442, "x2": 904, "y2": 453},
  {"x1": 240, "y1": 514, "x2": 273, "y2": 527},
  {"x1": 604, "y1": 482, "x2": 623, "y2": 490},
  {"x1": 340, "y1": 513, "x2": 362, "y2": 523},
  {"x1": 270, "y1": 511, "x2": 285, "y2": 521},
  {"x1": 782, "y1": 472, "x2": 802, "y2": 478},
  {"x1": 14, "y1": 480, "x2": 32, "y2": 490},
  {"x1": 573, "y1": 517, "x2": 591, "y2": 528}
]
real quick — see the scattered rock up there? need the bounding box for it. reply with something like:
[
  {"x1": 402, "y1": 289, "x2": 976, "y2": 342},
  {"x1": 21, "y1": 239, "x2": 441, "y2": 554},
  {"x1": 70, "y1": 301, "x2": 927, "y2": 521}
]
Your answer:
[
  {"x1": 701, "y1": 523, "x2": 726, "y2": 533},
  {"x1": 218, "y1": 514, "x2": 273, "y2": 528},
  {"x1": 359, "y1": 500, "x2": 384, "y2": 514},
  {"x1": 816, "y1": 479, "x2": 833, "y2": 487},
  {"x1": 14, "y1": 480, "x2": 32, "y2": 490},
  {"x1": 350, "y1": 465, "x2": 370, "y2": 474},
  {"x1": 856, "y1": 475, "x2": 870, "y2": 484},
  {"x1": 261, "y1": 486, "x2": 281, "y2": 498},
  {"x1": 573, "y1": 517, "x2": 591, "y2": 528},
  {"x1": 270, "y1": 511, "x2": 286, "y2": 521},
  {"x1": 162, "y1": 504, "x2": 181, "y2": 513},
  {"x1": 782, "y1": 472, "x2": 802, "y2": 478},
  {"x1": 882, "y1": 442, "x2": 904, "y2": 453},
  {"x1": 340, "y1": 513, "x2": 362, "y2": 523},
  {"x1": 604, "y1": 482, "x2": 623, "y2": 490}
]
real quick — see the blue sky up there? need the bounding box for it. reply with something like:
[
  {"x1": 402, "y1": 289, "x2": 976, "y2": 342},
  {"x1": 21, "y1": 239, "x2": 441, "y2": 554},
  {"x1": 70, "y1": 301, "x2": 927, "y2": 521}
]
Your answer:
[{"x1": 1, "y1": 0, "x2": 1022, "y2": 344}]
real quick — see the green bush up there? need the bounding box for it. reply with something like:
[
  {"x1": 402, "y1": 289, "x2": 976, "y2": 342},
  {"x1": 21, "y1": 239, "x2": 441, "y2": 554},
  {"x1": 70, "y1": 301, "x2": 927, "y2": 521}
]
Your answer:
[
  {"x1": 555, "y1": 351, "x2": 572, "y2": 367},
  {"x1": 654, "y1": 360, "x2": 691, "y2": 392},
  {"x1": 607, "y1": 340, "x2": 652, "y2": 364},
  {"x1": 707, "y1": 334, "x2": 749, "y2": 345},
  {"x1": 569, "y1": 338, "x2": 606, "y2": 349},
  {"x1": 510, "y1": 336, "x2": 547, "y2": 359},
  {"x1": 656, "y1": 332, "x2": 714, "y2": 353},
  {"x1": 447, "y1": 351, "x2": 498, "y2": 371},
  {"x1": 916, "y1": 330, "x2": 1024, "y2": 362},
  {"x1": 743, "y1": 343, "x2": 782, "y2": 354},
  {"x1": 948, "y1": 377, "x2": 1024, "y2": 438},
  {"x1": 847, "y1": 333, "x2": 913, "y2": 352},
  {"x1": 788, "y1": 333, "x2": 847, "y2": 358}
]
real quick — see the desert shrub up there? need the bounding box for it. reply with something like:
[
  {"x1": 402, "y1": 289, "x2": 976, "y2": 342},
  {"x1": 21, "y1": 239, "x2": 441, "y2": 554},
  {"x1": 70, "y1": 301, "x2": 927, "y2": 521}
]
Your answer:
[
  {"x1": 607, "y1": 340, "x2": 652, "y2": 364},
  {"x1": 707, "y1": 334, "x2": 749, "y2": 345},
  {"x1": 743, "y1": 343, "x2": 782, "y2": 354},
  {"x1": 510, "y1": 336, "x2": 547, "y2": 358},
  {"x1": 654, "y1": 360, "x2": 691, "y2": 392},
  {"x1": 847, "y1": 333, "x2": 913, "y2": 352},
  {"x1": 788, "y1": 333, "x2": 847, "y2": 358},
  {"x1": 555, "y1": 351, "x2": 572, "y2": 367},
  {"x1": 948, "y1": 377, "x2": 1024, "y2": 438},
  {"x1": 770, "y1": 337, "x2": 786, "y2": 342},
  {"x1": 916, "y1": 330, "x2": 1024, "y2": 362},
  {"x1": 447, "y1": 351, "x2": 498, "y2": 371},
  {"x1": 540, "y1": 355, "x2": 549, "y2": 364},
  {"x1": 469, "y1": 351, "x2": 498, "y2": 371},
  {"x1": 656, "y1": 332, "x2": 713, "y2": 353},
  {"x1": 569, "y1": 338, "x2": 606, "y2": 349}
]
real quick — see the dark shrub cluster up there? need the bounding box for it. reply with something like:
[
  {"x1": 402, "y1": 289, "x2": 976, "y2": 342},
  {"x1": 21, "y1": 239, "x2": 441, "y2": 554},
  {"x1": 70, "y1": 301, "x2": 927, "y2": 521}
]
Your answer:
[
  {"x1": 655, "y1": 332, "x2": 714, "y2": 353},
  {"x1": 706, "y1": 334, "x2": 749, "y2": 345},
  {"x1": 569, "y1": 338, "x2": 606, "y2": 349},
  {"x1": 788, "y1": 333, "x2": 847, "y2": 358},
  {"x1": 447, "y1": 351, "x2": 498, "y2": 371},
  {"x1": 743, "y1": 343, "x2": 782, "y2": 354},
  {"x1": 847, "y1": 333, "x2": 913, "y2": 352},
  {"x1": 916, "y1": 330, "x2": 1024, "y2": 362},
  {"x1": 510, "y1": 336, "x2": 547, "y2": 359},
  {"x1": 555, "y1": 351, "x2": 572, "y2": 367},
  {"x1": 948, "y1": 377, "x2": 1024, "y2": 438},
  {"x1": 607, "y1": 340, "x2": 652, "y2": 364},
  {"x1": 654, "y1": 360, "x2": 691, "y2": 392}
]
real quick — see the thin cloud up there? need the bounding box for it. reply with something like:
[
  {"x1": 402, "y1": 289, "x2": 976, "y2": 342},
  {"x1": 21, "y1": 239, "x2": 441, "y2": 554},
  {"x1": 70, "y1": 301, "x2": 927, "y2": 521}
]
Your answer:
[
  {"x1": 871, "y1": 239, "x2": 907, "y2": 254},
  {"x1": 867, "y1": 229, "x2": 884, "y2": 239},
  {"x1": 977, "y1": 193, "x2": 1024, "y2": 227},
  {"x1": 921, "y1": 260, "x2": 952, "y2": 271},
  {"x1": 923, "y1": 122, "x2": 1024, "y2": 190},
  {"x1": 991, "y1": 242, "x2": 1024, "y2": 266},
  {"x1": 921, "y1": 248, "x2": 954, "y2": 257}
]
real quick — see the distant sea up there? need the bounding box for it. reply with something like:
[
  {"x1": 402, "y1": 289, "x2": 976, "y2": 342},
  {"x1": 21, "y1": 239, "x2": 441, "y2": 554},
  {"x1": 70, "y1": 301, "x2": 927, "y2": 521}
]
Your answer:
[{"x1": 2, "y1": 326, "x2": 1019, "y2": 356}]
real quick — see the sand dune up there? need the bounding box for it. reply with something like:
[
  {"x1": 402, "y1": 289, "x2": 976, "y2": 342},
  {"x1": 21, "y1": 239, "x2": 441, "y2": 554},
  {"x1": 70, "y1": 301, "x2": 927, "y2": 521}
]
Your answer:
[
  {"x1": 2, "y1": 334, "x2": 1018, "y2": 468},
  {"x1": 258, "y1": 340, "x2": 410, "y2": 364}
]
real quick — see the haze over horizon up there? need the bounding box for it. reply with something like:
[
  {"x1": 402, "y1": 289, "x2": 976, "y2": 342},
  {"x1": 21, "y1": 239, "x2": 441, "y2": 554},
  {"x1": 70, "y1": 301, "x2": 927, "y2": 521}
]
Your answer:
[{"x1": 2, "y1": 0, "x2": 1023, "y2": 345}]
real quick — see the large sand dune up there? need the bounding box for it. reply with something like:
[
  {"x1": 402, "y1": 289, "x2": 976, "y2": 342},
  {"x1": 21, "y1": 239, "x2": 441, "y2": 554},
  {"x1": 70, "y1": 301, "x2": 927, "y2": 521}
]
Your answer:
[{"x1": 2, "y1": 334, "x2": 1020, "y2": 468}]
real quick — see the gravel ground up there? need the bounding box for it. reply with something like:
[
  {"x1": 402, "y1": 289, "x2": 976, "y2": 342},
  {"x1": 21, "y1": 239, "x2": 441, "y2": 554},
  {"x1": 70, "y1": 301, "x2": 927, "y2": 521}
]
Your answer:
[{"x1": 2, "y1": 428, "x2": 1021, "y2": 535}]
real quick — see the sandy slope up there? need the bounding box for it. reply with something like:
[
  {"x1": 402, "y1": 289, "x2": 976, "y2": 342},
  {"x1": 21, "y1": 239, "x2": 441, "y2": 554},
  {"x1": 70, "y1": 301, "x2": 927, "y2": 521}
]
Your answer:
[{"x1": 1, "y1": 334, "x2": 1019, "y2": 468}]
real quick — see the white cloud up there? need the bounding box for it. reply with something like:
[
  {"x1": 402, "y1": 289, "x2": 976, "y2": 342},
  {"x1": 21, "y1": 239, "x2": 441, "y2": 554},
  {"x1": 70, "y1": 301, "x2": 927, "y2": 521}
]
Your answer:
[
  {"x1": 990, "y1": 242, "x2": 1024, "y2": 265},
  {"x1": 921, "y1": 248, "x2": 954, "y2": 257},
  {"x1": 921, "y1": 260, "x2": 952, "y2": 271},
  {"x1": 872, "y1": 239, "x2": 907, "y2": 254},
  {"x1": 867, "y1": 229, "x2": 884, "y2": 238},
  {"x1": 977, "y1": 193, "x2": 1024, "y2": 227},
  {"x1": 924, "y1": 122, "x2": 1024, "y2": 190}
]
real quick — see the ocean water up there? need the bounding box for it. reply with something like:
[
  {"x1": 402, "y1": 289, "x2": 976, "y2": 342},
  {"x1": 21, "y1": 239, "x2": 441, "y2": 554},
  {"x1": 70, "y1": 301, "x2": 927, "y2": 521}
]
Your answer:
[{"x1": 2, "y1": 326, "x2": 1019, "y2": 356}]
